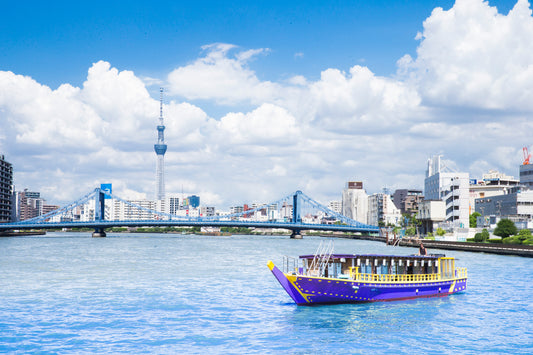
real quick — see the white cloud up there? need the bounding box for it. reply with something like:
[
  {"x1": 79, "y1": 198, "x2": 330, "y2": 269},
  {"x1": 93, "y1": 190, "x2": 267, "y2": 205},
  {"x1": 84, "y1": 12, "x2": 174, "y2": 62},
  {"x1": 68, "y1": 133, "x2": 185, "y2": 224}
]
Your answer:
[
  {"x1": 215, "y1": 103, "x2": 299, "y2": 145},
  {"x1": 306, "y1": 65, "x2": 421, "y2": 133},
  {"x1": 167, "y1": 43, "x2": 279, "y2": 105},
  {"x1": 398, "y1": 0, "x2": 533, "y2": 110}
]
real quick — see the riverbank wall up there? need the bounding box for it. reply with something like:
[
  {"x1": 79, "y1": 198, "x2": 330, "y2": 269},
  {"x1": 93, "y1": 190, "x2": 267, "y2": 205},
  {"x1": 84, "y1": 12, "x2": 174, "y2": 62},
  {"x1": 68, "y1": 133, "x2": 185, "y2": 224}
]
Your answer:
[{"x1": 332, "y1": 233, "x2": 533, "y2": 257}]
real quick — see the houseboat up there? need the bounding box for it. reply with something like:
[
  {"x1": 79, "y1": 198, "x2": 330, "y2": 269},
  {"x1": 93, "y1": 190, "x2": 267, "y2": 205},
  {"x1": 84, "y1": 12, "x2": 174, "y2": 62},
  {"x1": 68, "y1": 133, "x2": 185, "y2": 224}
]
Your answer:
[{"x1": 268, "y1": 243, "x2": 467, "y2": 305}]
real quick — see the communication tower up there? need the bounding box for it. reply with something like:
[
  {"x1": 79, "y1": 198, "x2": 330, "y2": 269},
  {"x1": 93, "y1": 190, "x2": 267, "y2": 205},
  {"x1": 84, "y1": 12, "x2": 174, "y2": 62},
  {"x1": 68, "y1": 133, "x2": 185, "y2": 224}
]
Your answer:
[{"x1": 154, "y1": 88, "x2": 167, "y2": 201}]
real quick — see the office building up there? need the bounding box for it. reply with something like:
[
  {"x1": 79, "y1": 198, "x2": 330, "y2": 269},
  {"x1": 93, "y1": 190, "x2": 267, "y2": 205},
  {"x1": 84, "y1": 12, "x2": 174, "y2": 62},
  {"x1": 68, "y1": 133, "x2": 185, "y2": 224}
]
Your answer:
[
  {"x1": 475, "y1": 186, "x2": 533, "y2": 222},
  {"x1": 470, "y1": 170, "x2": 519, "y2": 212},
  {"x1": 392, "y1": 189, "x2": 423, "y2": 215},
  {"x1": 368, "y1": 193, "x2": 402, "y2": 226},
  {"x1": 519, "y1": 162, "x2": 533, "y2": 188},
  {"x1": 111, "y1": 199, "x2": 158, "y2": 221},
  {"x1": 328, "y1": 201, "x2": 342, "y2": 214},
  {"x1": 424, "y1": 155, "x2": 469, "y2": 228},
  {"x1": 0, "y1": 155, "x2": 13, "y2": 223}
]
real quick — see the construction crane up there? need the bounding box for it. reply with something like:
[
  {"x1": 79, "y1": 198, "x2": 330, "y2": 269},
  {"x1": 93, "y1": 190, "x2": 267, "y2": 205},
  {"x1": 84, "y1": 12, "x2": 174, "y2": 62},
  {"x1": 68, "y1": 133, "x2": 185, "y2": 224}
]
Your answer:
[{"x1": 523, "y1": 146, "x2": 531, "y2": 165}]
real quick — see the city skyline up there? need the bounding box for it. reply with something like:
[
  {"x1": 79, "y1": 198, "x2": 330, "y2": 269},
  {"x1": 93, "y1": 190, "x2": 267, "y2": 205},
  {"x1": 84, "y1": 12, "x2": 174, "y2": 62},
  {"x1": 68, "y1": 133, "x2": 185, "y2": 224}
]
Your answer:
[{"x1": 1, "y1": 0, "x2": 531, "y2": 208}]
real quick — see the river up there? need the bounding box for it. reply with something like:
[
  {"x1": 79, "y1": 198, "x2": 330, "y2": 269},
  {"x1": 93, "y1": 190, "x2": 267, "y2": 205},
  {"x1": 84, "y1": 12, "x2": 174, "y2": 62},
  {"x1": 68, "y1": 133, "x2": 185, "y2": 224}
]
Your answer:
[{"x1": 0, "y1": 232, "x2": 531, "y2": 354}]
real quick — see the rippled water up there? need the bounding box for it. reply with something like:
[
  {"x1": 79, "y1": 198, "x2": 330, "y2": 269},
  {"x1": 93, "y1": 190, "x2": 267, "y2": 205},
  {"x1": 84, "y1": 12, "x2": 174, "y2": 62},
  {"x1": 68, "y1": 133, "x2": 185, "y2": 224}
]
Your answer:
[{"x1": 0, "y1": 233, "x2": 531, "y2": 354}]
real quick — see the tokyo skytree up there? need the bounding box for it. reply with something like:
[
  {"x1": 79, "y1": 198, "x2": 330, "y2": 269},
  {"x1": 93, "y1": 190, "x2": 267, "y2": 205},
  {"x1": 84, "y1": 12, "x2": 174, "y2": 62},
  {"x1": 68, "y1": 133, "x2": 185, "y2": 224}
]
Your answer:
[{"x1": 154, "y1": 88, "x2": 167, "y2": 201}]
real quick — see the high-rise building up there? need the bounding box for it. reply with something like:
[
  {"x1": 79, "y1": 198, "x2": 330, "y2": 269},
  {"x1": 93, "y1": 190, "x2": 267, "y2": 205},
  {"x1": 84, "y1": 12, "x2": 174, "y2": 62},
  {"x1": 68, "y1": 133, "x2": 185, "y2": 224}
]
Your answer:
[
  {"x1": 424, "y1": 155, "x2": 469, "y2": 228},
  {"x1": 0, "y1": 154, "x2": 13, "y2": 223},
  {"x1": 154, "y1": 88, "x2": 167, "y2": 202},
  {"x1": 17, "y1": 190, "x2": 41, "y2": 221},
  {"x1": 341, "y1": 181, "x2": 368, "y2": 224},
  {"x1": 15, "y1": 189, "x2": 59, "y2": 222}
]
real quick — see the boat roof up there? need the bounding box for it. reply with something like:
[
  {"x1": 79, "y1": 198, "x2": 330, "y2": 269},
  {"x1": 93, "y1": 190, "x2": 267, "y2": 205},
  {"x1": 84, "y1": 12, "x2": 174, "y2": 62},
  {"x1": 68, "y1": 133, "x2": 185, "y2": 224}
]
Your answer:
[{"x1": 298, "y1": 253, "x2": 445, "y2": 260}]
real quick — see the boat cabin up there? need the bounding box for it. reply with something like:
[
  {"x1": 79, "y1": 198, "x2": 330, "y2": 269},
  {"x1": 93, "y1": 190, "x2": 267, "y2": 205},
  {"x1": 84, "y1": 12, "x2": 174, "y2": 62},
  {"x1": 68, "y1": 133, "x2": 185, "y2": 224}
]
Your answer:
[{"x1": 291, "y1": 253, "x2": 463, "y2": 282}]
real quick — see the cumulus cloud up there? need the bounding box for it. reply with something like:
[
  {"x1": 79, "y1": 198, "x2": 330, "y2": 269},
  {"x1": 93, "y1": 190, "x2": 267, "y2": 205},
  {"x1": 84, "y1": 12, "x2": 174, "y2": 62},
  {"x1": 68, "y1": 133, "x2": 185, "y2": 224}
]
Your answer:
[
  {"x1": 0, "y1": 71, "x2": 102, "y2": 150},
  {"x1": 306, "y1": 65, "x2": 421, "y2": 133},
  {"x1": 398, "y1": 0, "x2": 533, "y2": 110},
  {"x1": 215, "y1": 103, "x2": 299, "y2": 145},
  {"x1": 167, "y1": 44, "x2": 421, "y2": 135},
  {"x1": 167, "y1": 43, "x2": 279, "y2": 105}
]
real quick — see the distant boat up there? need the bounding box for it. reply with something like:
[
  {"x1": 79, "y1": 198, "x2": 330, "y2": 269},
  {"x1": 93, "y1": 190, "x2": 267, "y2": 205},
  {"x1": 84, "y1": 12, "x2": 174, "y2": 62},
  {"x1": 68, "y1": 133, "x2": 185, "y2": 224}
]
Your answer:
[{"x1": 268, "y1": 242, "x2": 467, "y2": 305}]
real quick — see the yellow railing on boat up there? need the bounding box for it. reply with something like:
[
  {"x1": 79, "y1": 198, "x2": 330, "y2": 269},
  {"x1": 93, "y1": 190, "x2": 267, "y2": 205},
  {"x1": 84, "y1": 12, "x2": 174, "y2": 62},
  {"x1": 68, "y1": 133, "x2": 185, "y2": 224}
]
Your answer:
[
  {"x1": 456, "y1": 267, "x2": 467, "y2": 279},
  {"x1": 348, "y1": 267, "x2": 467, "y2": 283}
]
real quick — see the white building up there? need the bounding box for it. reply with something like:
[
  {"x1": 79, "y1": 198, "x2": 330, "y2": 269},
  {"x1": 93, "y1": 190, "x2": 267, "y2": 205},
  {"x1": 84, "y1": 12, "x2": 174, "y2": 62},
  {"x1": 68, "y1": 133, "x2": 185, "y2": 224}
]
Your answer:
[
  {"x1": 112, "y1": 199, "x2": 158, "y2": 221},
  {"x1": 424, "y1": 156, "x2": 469, "y2": 229},
  {"x1": 418, "y1": 200, "x2": 446, "y2": 234},
  {"x1": 328, "y1": 200, "x2": 342, "y2": 214},
  {"x1": 342, "y1": 181, "x2": 368, "y2": 224},
  {"x1": 367, "y1": 193, "x2": 402, "y2": 226}
]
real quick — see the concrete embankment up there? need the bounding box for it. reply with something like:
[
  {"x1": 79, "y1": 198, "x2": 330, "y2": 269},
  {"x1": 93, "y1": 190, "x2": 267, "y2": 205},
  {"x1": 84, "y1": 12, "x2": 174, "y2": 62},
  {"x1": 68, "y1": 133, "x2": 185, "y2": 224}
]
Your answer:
[
  {"x1": 0, "y1": 230, "x2": 46, "y2": 237},
  {"x1": 331, "y1": 233, "x2": 533, "y2": 258}
]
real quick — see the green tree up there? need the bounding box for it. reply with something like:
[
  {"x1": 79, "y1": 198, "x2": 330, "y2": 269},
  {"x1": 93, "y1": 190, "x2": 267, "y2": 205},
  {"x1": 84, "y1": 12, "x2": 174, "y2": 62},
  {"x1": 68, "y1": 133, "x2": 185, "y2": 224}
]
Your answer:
[
  {"x1": 517, "y1": 229, "x2": 532, "y2": 241},
  {"x1": 473, "y1": 229, "x2": 490, "y2": 242},
  {"x1": 436, "y1": 227, "x2": 446, "y2": 236},
  {"x1": 493, "y1": 219, "x2": 517, "y2": 239},
  {"x1": 469, "y1": 212, "x2": 481, "y2": 228},
  {"x1": 405, "y1": 227, "x2": 416, "y2": 236}
]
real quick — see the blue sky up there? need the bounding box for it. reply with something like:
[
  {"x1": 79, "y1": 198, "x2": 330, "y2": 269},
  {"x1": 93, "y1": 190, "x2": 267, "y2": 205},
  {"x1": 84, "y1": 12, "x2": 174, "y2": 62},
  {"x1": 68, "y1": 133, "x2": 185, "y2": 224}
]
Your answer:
[
  {"x1": 4, "y1": 0, "x2": 513, "y2": 87},
  {"x1": 1, "y1": 0, "x2": 531, "y2": 207}
]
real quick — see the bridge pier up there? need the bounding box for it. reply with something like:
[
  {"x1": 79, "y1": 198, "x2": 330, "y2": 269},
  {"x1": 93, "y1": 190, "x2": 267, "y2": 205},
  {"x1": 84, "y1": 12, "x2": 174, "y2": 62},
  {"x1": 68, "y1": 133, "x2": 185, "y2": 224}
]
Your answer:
[
  {"x1": 92, "y1": 228, "x2": 106, "y2": 238},
  {"x1": 290, "y1": 230, "x2": 302, "y2": 239}
]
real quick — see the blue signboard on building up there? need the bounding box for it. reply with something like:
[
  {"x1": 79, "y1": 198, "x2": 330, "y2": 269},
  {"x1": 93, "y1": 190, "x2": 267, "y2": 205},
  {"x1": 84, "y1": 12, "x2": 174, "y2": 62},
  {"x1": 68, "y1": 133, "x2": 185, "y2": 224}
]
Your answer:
[
  {"x1": 188, "y1": 195, "x2": 200, "y2": 208},
  {"x1": 100, "y1": 183, "x2": 112, "y2": 199}
]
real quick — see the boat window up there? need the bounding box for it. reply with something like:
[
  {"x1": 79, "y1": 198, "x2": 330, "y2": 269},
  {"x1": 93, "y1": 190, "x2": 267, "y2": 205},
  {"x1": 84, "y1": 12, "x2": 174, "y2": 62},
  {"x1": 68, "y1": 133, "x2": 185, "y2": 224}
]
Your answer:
[
  {"x1": 378, "y1": 264, "x2": 388, "y2": 275},
  {"x1": 361, "y1": 263, "x2": 372, "y2": 274},
  {"x1": 397, "y1": 264, "x2": 405, "y2": 274}
]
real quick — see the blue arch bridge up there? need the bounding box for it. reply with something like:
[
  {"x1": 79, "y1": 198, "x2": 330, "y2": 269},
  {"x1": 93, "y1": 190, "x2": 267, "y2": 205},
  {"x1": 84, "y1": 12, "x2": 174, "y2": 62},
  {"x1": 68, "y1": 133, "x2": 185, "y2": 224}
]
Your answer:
[{"x1": 0, "y1": 188, "x2": 379, "y2": 238}]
